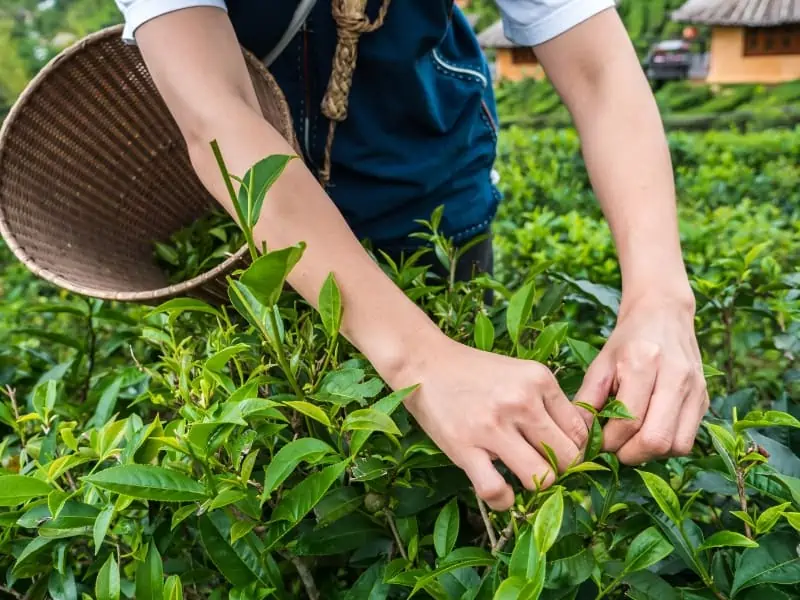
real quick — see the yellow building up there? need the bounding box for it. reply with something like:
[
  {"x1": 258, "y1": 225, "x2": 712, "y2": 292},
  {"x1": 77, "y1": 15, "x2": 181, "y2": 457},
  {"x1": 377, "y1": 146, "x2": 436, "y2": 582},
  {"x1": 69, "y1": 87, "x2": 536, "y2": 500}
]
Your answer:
[
  {"x1": 672, "y1": 0, "x2": 800, "y2": 84},
  {"x1": 476, "y1": 20, "x2": 545, "y2": 82}
]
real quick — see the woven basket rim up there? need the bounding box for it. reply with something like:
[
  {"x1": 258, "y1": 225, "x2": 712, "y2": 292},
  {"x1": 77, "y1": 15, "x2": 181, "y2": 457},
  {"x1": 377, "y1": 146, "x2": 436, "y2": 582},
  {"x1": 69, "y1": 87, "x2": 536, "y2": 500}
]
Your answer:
[{"x1": 0, "y1": 23, "x2": 294, "y2": 305}]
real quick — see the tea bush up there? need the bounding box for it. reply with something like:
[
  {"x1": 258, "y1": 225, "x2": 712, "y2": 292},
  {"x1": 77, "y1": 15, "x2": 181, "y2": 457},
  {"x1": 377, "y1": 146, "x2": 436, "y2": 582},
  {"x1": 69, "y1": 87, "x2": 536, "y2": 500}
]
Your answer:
[{"x1": 0, "y1": 128, "x2": 798, "y2": 600}]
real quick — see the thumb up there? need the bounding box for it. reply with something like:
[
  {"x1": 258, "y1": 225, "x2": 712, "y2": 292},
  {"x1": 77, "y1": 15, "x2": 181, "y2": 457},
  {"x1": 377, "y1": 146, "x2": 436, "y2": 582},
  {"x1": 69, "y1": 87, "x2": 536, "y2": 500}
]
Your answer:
[{"x1": 574, "y1": 356, "x2": 615, "y2": 427}]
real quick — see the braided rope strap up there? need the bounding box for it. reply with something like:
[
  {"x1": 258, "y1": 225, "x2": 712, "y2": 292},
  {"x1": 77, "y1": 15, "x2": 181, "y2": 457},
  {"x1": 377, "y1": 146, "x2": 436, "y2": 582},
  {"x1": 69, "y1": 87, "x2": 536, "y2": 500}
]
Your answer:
[{"x1": 319, "y1": 0, "x2": 392, "y2": 188}]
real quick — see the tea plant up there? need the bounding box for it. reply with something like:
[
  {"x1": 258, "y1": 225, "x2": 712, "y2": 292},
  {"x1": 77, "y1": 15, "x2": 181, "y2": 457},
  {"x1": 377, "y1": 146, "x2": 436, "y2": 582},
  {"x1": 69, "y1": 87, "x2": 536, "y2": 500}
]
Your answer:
[{"x1": 0, "y1": 144, "x2": 798, "y2": 600}]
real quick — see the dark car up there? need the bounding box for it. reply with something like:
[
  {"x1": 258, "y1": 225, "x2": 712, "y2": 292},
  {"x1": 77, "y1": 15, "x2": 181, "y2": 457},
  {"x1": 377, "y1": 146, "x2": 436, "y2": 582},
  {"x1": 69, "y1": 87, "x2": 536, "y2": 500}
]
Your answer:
[{"x1": 644, "y1": 39, "x2": 693, "y2": 83}]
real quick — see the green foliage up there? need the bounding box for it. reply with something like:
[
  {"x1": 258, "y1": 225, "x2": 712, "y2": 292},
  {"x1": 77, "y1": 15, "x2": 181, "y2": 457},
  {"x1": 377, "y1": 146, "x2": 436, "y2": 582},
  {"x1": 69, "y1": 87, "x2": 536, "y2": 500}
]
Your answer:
[
  {"x1": 1, "y1": 127, "x2": 799, "y2": 598},
  {"x1": 0, "y1": 3, "x2": 798, "y2": 599}
]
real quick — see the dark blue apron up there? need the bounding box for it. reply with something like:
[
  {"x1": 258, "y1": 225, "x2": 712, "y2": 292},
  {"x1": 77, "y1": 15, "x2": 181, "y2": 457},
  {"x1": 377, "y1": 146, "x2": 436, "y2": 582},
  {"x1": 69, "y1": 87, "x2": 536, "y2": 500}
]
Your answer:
[{"x1": 225, "y1": 0, "x2": 501, "y2": 249}]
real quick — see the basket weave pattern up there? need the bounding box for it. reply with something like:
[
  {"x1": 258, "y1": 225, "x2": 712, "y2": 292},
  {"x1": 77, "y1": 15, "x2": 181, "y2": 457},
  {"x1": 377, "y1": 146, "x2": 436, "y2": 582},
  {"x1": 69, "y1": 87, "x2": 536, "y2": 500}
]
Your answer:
[{"x1": 0, "y1": 25, "x2": 299, "y2": 305}]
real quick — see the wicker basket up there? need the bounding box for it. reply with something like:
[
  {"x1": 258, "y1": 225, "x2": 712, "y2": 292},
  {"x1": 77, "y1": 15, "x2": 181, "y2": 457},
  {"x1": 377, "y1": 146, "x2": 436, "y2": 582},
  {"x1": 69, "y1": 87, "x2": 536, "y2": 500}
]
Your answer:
[{"x1": 0, "y1": 24, "x2": 300, "y2": 305}]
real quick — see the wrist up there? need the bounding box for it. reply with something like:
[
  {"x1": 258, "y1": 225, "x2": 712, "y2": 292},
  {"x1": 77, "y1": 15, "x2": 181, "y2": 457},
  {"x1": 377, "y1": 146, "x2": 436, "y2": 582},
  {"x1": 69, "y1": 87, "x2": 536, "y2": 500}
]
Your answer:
[
  {"x1": 619, "y1": 278, "x2": 696, "y2": 320},
  {"x1": 374, "y1": 322, "x2": 452, "y2": 392}
]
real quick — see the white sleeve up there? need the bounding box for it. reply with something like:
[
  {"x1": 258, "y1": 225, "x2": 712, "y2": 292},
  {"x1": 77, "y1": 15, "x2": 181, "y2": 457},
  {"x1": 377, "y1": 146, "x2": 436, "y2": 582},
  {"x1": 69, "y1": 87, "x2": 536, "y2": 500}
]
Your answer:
[
  {"x1": 114, "y1": 0, "x2": 228, "y2": 44},
  {"x1": 494, "y1": 0, "x2": 617, "y2": 46}
]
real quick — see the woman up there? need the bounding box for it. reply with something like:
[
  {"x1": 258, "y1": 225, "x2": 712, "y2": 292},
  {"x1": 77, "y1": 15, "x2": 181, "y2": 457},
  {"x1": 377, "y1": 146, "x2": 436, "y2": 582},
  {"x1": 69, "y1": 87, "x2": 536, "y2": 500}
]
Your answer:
[{"x1": 114, "y1": 0, "x2": 709, "y2": 511}]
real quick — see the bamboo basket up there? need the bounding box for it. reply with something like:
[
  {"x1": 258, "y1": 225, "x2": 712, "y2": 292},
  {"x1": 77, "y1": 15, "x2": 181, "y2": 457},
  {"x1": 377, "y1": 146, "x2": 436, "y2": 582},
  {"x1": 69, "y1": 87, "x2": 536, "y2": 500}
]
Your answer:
[{"x1": 0, "y1": 24, "x2": 300, "y2": 305}]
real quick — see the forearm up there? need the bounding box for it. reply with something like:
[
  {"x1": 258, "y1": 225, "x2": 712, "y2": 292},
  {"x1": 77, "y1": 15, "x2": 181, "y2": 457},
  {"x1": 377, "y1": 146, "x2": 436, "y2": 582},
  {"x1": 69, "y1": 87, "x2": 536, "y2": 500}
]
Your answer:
[
  {"x1": 131, "y1": 6, "x2": 446, "y2": 388},
  {"x1": 188, "y1": 102, "x2": 445, "y2": 387},
  {"x1": 569, "y1": 64, "x2": 692, "y2": 307},
  {"x1": 533, "y1": 9, "x2": 693, "y2": 311}
]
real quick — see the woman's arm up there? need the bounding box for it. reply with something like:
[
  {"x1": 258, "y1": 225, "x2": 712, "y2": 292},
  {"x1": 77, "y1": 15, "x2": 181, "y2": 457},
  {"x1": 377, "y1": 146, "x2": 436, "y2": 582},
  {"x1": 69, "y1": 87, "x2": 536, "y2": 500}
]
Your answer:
[
  {"x1": 133, "y1": 7, "x2": 443, "y2": 381},
  {"x1": 531, "y1": 8, "x2": 708, "y2": 464}
]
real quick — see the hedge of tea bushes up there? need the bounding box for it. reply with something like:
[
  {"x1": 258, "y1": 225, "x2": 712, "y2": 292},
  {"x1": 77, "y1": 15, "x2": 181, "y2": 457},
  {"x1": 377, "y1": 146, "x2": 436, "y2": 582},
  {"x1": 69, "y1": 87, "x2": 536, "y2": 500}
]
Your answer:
[
  {"x1": 491, "y1": 126, "x2": 799, "y2": 403},
  {"x1": 0, "y1": 123, "x2": 798, "y2": 599}
]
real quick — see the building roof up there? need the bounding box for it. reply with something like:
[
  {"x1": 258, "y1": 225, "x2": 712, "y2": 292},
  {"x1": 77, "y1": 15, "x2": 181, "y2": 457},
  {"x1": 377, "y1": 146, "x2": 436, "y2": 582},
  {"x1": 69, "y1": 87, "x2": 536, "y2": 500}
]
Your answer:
[{"x1": 671, "y1": 0, "x2": 800, "y2": 26}]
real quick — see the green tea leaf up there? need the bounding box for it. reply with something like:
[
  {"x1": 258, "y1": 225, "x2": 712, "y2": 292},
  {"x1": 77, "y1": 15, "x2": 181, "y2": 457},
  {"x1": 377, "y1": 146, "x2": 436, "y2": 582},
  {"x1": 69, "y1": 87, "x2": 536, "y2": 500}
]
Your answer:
[
  {"x1": 319, "y1": 272, "x2": 343, "y2": 339},
  {"x1": 262, "y1": 438, "x2": 334, "y2": 497},
  {"x1": 341, "y1": 408, "x2": 401, "y2": 436},
  {"x1": 756, "y1": 502, "x2": 792, "y2": 535},
  {"x1": 735, "y1": 410, "x2": 800, "y2": 433},
  {"x1": 312, "y1": 369, "x2": 384, "y2": 407},
  {"x1": 637, "y1": 470, "x2": 682, "y2": 524},
  {"x1": 343, "y1": 561, "x2": 390, "y2": 600},
  {"x1": 284, "y1": 400, "x2": 331, "y2": 427},
  {"x1": 164, "y1": 575, "x2": 183, "y2": 600},
  {"x1": 533, "y1": 488, "x2": 563, "y2": 554},
  {"x1": 199, "y1": 510, "x2": 268, "y2": 587},
  {"x1": 702, "y1": 363, "x2": 725, "y2": 379},
  {"x1": 705, "y1": 422, "x2": 738, "y2": 478},
  {"x1": 410, "y1": 548, "x2": 495, "y2": 597},
  {"x1": 95, "y1": 553, "x2": 120, "y2": 600},
  {"x1": 730, "y1": 532, "x2": 800, "y2": 596},
  {"x1": 474, "y1": 312, "x2": 495, "y2": 352},
  {"x1": 433, "y1": 498, "x2": 459, "y2": 558},
  {"x1": 598, "y1": 399, "x2": 635, "y2": 421},
  {"x1": 544, "y1": 534, "x2": 595, "y2": 589},
  {"x1": 784, "y1": 512, "x2": 800, "y2": 532},
  {"x1": 350, "y1": 386, "x2": 416, "y2": 456},
  {"x1": 584, "y1": 418, "x2": 603, "y2": 461},
  {"x1": 205, "y1": 344, "x2": 251, "y2": 374},
  {"x1": 492, "y1": 575, "x2": 542, "y2": 600},
  {"x1": 229, "y1": 279, "x2": 269, "y2": 332},
  {"x1": 147, "y1": 298, "x2": 221, "y2": 319},
  {"x1": 271, "y1": 460, "x2": 349, "y2": 523},
  {"x1": 622, "y1": 571, "x2": 680, "y2": 600},
  {"x1": 566, "y1": 338, "x2": 600, "y2": 371},
  {"x1": 0, "y1": 475, "x2": 52, "y2": 506},
  {"x1": 506, "y1": 279, "x2": 535, "y2": 347},
  {"x1": 83, "y1": 465, "x2": 207, "y2": 502},
  {"x1": 238, "y1": 154, "x2": 295, "y2": 228},
  {"x1": 509, "y1": 527, "x2": 535, "y2": 580},
  {"x1": 696, "y1": 530, "x2": 759, "y2": 551},
  {"x1": 135, "y1": 542, "x2": 164, "y2": 600},
  {"x1": 48, "y1": 566, "x2": 78, "y2": 600},
  {"x1": 240, "y1": 243, "x2": 306, "y2": 307},
  {"x1": 530, "y1": 322, "x2": 568, "y2": 362},
  {"x1": 93, "y1": 505, "x2": 114, "y2": 555},
  {"x1": 623, "y1": 526, "x2": 674, "y2": 574}
]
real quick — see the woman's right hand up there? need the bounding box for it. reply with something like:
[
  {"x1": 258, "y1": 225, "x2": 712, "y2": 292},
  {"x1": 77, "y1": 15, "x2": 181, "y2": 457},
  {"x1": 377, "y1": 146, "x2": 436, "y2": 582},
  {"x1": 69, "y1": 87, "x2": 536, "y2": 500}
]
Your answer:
[{"x1": 391, "y1": 336, "x2": 590, "y2": 511}]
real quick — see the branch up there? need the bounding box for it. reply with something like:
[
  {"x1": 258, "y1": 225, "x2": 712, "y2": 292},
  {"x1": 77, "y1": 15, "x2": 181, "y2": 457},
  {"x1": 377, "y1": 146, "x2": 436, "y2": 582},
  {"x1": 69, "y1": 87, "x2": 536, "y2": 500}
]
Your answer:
[
  {"x1": 287, "y1": 555, "x2": 319, "y2": 600},
  {"x1": 736, "y1": 466, "x2": 753, "y2": 539},
  {"x1": 493, "y1": 510, "x2": 524, "y2": 554},
  {"x1": 387, "y1": 512, "x2": 408, "y2": 560},
  {"x1": 476, "y1": 494, "x2": 497, "y2": 548}
]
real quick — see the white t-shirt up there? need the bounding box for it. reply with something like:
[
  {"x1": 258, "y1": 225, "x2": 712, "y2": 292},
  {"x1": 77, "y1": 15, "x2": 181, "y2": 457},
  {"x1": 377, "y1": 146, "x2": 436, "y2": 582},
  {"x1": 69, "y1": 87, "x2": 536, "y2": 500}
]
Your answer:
[{"x1": 114, "y1": 0, "x2": 616, "y2": 47}]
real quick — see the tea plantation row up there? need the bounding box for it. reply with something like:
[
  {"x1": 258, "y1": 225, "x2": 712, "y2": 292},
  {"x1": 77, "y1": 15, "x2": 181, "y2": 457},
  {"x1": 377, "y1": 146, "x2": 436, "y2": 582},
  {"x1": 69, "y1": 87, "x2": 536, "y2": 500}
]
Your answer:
[{"x1": 0, "y1": 126, "x2": 798, "y2": 599}]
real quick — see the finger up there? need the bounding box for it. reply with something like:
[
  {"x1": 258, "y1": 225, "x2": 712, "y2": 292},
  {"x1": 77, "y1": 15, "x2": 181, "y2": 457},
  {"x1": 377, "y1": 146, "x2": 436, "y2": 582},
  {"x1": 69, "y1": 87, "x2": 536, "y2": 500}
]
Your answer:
[
  {"x1": 617, "y1": 361, "x2": 695, "y2": 465},
  {"x1": 458, "y1": 448, "x2": 515, "y2": 511},
  {"x1": 602, "y1": 345, "x2": 659, "y2": 453},
  {"x1": 573, "y1": 354, "x2": 615, "y2": 427},
  {"x1": 518, "y1": 411, "x2": 582, "y2": 473},
  {"x1": 672, "y1": 381, "x2": 709, "y2": 456},
  {"x1": 492, "y1": 433, "x2": 555, "y2": 492},
  {"x1": 543, "y1": 384, "x2": 590, "y2": 452}
]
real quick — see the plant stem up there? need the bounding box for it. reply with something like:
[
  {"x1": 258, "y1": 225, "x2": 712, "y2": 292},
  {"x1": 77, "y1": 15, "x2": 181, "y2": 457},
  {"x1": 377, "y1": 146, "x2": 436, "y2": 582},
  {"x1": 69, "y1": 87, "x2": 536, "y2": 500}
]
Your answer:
[
  {"x1": 265, "y1": 309, "x2": 304, "y2": 400},
  {"x1": 0, "y1": 584, "x2": 24, "y2": 599},
  {"x1": 493, "y1": 510, "x2": 523, "y2": 554},
  {"x1": 476, "y1": 494, "x2": 497, "y2": 548},
  {"x1": 387, "y1": 512, "x2": 408, "y2": 560},
  {"x1": 736, "y1": 466, "x2": 753, "y2": 539},
  {"x1": 287, "y1": 554, "x2": 320, "y2": 600},
  {"x1": 80, "y1": 298, "x2": 97, "y2": 404}
]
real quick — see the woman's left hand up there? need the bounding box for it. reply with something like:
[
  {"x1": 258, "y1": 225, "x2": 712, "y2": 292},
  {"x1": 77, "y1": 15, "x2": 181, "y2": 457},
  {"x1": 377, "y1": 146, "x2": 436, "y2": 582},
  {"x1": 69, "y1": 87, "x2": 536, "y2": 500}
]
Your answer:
[{"x1": 574, "y1": 293, "x2": 709, "y2": 465}]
